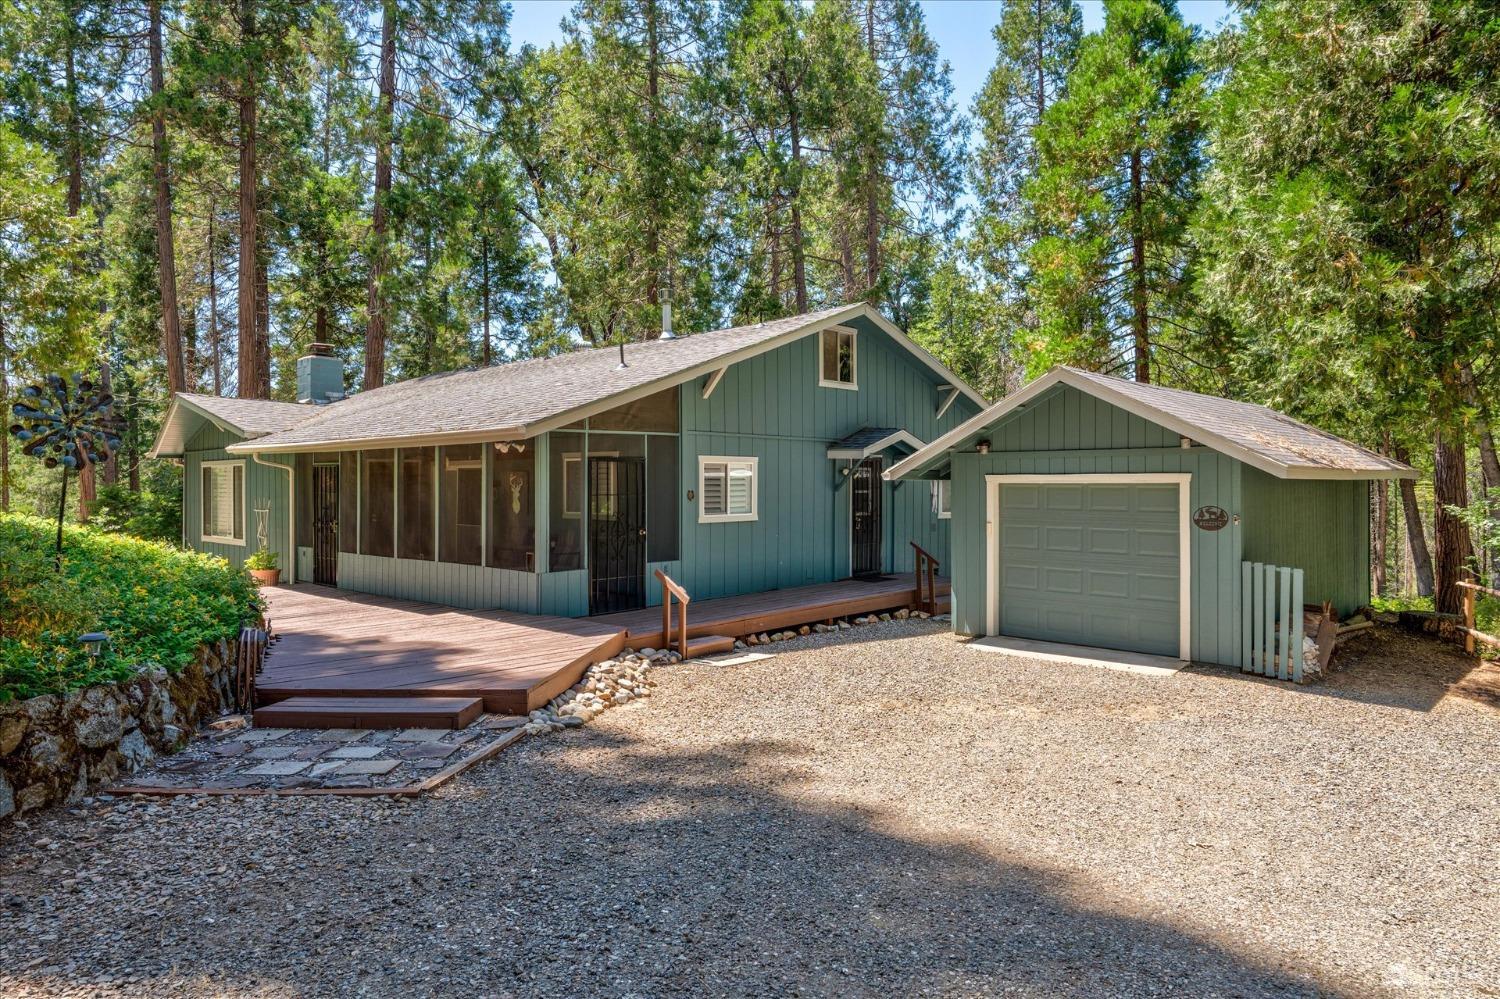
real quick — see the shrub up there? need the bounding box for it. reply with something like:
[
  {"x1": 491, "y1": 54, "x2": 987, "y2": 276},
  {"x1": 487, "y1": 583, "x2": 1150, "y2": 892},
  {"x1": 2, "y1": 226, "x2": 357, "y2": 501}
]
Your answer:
[
  {"x1": 245, "y1": 547, "x2": 279, "y2": 571},
  {"x1": 0, "y1": 513, "x2": 260, "y2": 701}
]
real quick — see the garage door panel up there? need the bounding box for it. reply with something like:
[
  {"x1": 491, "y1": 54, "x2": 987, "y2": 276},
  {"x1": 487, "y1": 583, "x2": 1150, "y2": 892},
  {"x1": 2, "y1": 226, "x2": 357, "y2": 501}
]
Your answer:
[{"x1": 998, "y1": 481, "x2": 1181, "y2": 657}]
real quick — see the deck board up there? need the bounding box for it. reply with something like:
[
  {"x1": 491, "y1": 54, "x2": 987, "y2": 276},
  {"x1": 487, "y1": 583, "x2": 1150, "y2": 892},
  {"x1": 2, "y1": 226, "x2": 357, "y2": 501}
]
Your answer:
[
  {"x1": 593, "y1": 574, "x2": 949, "y2": 649},
  {"x1": 258, "y1": 585, "x2": 626, "y2": 714}
]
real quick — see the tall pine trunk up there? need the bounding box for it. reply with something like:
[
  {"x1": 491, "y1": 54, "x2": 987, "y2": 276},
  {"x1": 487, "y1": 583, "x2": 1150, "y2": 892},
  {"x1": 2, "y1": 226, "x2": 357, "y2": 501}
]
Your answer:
[
  {"x1": 1393, "y1": 443, "x2": 1435, "y2": 597},
  {"x1": 208, "y1": 211, "x2": 222, "y2": 394},
  {"x1": 0, "y1": 309, "x2": 9, "y2": 512},
  {"x1": 236, "y1": 0, "x2": 264, "y2": 398},
  {"x1": 364, "y1": 0, "x2": 396, "y2": 391},
  {"x1": 787, "y1": 107, "x2": 808, "y2": 313},
  {"x1": 480, "y1": 234, "x2": 491, "y2": 366},
  {"x1": 150, "y1": 0, "x2": 186, "y2": 396},
  {"x1": 1373, "y1": 477, "x2": 1388, "y2": 597},
  {"x1": 644, "y1": 0, "x2": 661, "y2": 320},
  {"x1": 1432, "y1": 428, "x2": 1473, "y2": 615},
  {"x1": 862, "y1": 0, "x2": 880, "y2": 299},
  {"x1": 1128, "y1": 146, "x2": 1149, "y2": 383}
]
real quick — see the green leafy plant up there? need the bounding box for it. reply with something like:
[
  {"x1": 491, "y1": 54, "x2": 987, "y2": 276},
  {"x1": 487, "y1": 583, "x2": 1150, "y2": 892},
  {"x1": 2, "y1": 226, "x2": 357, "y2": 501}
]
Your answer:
[
  {"x1": 0, "y1": 513, "x2": 259, "y2": 702},
  {"x1": 245, "y1": 547, "x2": 279, "y2": 571}
]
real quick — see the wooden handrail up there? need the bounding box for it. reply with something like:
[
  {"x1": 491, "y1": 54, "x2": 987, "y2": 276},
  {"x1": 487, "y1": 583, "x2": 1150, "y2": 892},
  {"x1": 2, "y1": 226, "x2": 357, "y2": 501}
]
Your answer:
[
  {"x1": 1458, "y1": 579, "x2": 1499, "y2": 655},
  {"x1": 655, "y1": 569, "x2": 690, "y2": 657},
  {"x1": 909, "y1": 541, "x2": 940, "y2": 616}
]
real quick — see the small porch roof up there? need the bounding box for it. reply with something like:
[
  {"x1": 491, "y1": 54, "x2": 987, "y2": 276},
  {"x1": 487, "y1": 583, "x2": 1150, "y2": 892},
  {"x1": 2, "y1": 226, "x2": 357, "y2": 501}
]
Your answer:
[{"x1": 826, "y1": 428, "x2": 926, "y2": 460}]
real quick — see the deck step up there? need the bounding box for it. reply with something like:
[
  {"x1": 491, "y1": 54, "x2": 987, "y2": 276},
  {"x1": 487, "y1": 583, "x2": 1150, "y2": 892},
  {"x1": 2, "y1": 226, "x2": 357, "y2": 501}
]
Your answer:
[
  {"x1": 683, "y1": 634, "x2": 737, "y2": 658},
  {"x1": 254, "y1": 695, "x2": 484, "y2": 730}
]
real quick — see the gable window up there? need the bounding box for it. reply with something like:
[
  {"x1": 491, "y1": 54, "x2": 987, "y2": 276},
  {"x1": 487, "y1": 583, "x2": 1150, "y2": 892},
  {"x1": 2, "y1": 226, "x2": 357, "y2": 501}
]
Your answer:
[
  {"x1": 201, "y1": 460, "x2": 245, "y2": 545},
  {"x1": 819, "y1": 327, "x2": 856, "y2": 389},
  {"x1": 699, "y1": 456, "x2": 757, "y2": 523},
  {"x1": 932, "y1": 479, "x2": 951, "y2": 519}
]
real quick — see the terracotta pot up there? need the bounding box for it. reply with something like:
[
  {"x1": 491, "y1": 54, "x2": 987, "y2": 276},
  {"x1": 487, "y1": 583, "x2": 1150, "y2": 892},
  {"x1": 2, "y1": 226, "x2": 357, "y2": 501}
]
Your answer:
[{"x1": 249, "y1": 568, "x2": 281, "y2": 586}]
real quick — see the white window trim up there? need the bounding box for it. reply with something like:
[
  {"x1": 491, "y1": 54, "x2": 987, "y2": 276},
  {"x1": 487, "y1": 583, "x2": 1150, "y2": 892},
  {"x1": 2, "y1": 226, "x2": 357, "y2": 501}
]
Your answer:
[
  {"x1": 818, "y1": 325, "x2": 858, "y2": 391},
  {"x1": 201, "y1": 459, "x2": 246, "y2": 546},
  {"x1": 983, "y1": 473, "x2": 1192, "y2": 661},
  {"x1": 933, "y1": 479, "x2": 952, "y2": 519},
  {"x1": 698, "y1": 455, "x2": 759, "y2": 524}
]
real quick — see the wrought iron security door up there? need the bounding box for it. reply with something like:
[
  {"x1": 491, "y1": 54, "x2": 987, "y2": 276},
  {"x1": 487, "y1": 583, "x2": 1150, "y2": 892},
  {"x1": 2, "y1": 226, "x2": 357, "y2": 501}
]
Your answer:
[
  {"x1": 851, "y1": 457, "x2": 883, "y2": 577},
  {"x1": 588, "y1": 456, "x2": 646, "y2": 613},
  {"x1": 312, "y1": 464, "x2": 339, "y2": 585}
]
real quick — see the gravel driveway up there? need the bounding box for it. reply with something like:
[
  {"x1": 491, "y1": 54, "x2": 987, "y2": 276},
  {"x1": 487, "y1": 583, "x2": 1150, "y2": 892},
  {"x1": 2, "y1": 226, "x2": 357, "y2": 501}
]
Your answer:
[{"x1": 2, "y1": 622, "x2": 1496, "y2": 998}]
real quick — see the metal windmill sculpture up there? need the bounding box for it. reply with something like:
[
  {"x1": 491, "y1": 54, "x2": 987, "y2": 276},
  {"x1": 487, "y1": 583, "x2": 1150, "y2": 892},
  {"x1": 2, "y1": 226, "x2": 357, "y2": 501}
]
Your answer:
[{"x1": 8, "y1": 374, "x2": 120, "y2": 564}]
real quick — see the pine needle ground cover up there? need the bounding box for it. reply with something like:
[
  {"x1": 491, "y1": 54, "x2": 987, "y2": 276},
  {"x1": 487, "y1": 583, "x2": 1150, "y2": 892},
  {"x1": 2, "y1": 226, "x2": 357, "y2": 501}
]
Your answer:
[{"x1": 0, "y1": 514, "x2": 258, "y2": 702}]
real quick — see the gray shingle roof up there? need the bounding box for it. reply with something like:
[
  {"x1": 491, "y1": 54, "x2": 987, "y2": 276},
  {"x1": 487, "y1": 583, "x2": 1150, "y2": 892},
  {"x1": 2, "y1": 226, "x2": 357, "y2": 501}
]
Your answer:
[
  {"x1": 227, "y1": 303, "x2": 979, "y2": 454},
  {"x1": 826, "y1": 427, "x2": 925, "y2": 459},
  {"x1": 151, "y1": 393, "x2": 320, "y2": 457},
  {"x1": 889, "y1": 366, "x2": 1416, "y2": 481}
]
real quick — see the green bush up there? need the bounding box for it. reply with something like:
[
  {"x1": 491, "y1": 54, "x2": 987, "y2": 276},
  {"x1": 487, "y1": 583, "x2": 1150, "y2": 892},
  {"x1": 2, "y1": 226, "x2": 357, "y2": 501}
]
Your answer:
[
  {"x1": 245, "y1": 547, "x2": 279, "y2": 571},
  {"x1": 0, "y1": 513, "x2": 260, "y2": 702}
]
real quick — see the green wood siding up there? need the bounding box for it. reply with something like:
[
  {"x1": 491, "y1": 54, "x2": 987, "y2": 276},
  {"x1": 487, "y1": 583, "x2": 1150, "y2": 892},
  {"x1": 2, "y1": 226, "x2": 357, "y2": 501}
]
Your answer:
[
  {"x1": 337, "y1": 552, "x2": 541, "y2": 611},
  {"x1": 1241, "y1": 468, "x2": 1370, "y2": 614},
  {"x1": 182, "y1": 423, "x2": 295, "y2": 580},
  {"x1": 676, "y1": 314, "x2": 978, "y2": 600},
  {"x1": 945, "y1": 383, "x2": 1375, "y2": 666}
]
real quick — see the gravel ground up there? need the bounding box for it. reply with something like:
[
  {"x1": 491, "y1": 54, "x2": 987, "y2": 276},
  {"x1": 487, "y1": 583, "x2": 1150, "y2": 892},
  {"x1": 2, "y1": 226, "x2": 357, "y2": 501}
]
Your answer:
[{"x1": 1, "y1": 621, "x2": 1495, "y2": 998}]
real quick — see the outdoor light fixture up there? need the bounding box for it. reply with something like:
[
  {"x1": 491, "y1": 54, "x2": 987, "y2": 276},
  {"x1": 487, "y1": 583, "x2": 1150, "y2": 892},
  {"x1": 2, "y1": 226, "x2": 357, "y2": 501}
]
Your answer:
[
  {"x1": 976, "y1": 439, "x2": 991, "y2": 454},
  {"x1": 79, "y1": 632, "x2": 109, "y2": 662}
]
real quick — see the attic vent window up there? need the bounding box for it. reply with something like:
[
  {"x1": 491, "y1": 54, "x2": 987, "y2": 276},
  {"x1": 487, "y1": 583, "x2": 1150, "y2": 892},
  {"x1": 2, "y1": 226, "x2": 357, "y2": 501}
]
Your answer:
[{"x1": 820, "y1": 327, "x2": 857, "y2": 390}]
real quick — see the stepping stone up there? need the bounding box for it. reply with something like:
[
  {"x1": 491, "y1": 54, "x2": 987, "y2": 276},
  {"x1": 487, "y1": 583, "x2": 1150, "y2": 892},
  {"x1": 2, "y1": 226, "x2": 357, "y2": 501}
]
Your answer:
[
  {"x1": 207, "y1": 742, "x2": 250, "y2": 758},
  {"x1": 292, "y1": 743, "x2": 336, "y2": 760},
  {"x1": 315, "y1": 729, "x2": 369, "y2": 742},
  {"x1": 483, "y1": 716, "x2": 527, "y2": 731},
  {"x1": 329, "y1": 746, "x2": 385, "y2": 759},
  {"x1": 336, "y1": 759, "x2": 400, "y2": 776},
  {"x1": 322, "y1": 775, "x2": 373, "y2": 788},
  {"x1": 234, "y1": 729, "x2": 291, "y2": 743},
  {"x1": 203, "y1": 775, "x2": 262, "y2": 789},
  {"x1": 249, "y1": 746, "x2": 300, "y2": 760},
  {"x1": 392, "y1": 729, "x2": 447, "y2": 743},
  {"x1": 309, "y1": 761, "x2": 344, "y2": 777},
  {"x1": 398, "y1": 743, "x2": 460, "y2": 760},
  {"x1": 274, "y1": 776, "x2": 321, "y2": 789},
  {"x1": 243, "y1": 761, "x2": 310, "y2": 777},
  {"x1": 408, "y1": 759, "x2": 447, "y2": 770}
]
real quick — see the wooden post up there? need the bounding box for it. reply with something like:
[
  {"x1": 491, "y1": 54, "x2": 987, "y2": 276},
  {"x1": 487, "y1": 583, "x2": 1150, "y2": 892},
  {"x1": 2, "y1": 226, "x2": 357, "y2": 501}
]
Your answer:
[
  {"x1": 1262, "y1": 563, "x2": 1275, "y2": 677},
  {"x1": 1241, "y1": 561, "x2": 1252, "y2": 672},
  {"x1": 1278, "y1": 567, "x2": 1293, "y2": 681},
  {"x1": 1464, "y1": 582, "x2": 1476, "y2": 655},
  {"x1": 1251, "y1": 562, "x2": 1264, "y2": 674},
  {"x1": 662, "y1": 580, "x2": 671, "y2": 651},
  {"x1": 1291, "y1": 568, "x2": 1305, "y2": 682}
]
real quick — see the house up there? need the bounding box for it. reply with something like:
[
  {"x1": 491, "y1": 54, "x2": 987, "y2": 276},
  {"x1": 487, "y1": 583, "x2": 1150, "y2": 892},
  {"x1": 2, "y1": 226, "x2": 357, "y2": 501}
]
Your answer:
[
  {"x1": 150, "y1": 303, "x2": 985, "y2": 618},
  {"x1": 887, "y1": 367, "x2": 1416, "y2": 666}
]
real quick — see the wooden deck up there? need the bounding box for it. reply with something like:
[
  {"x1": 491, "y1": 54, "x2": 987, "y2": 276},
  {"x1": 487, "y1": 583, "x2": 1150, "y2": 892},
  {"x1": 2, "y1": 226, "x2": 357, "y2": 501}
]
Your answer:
[
  {"x1": 593, "y1": 574, "x2": 949, "y2": 650},
  {"x1": 258, "y1": 586, "x2": 627, "y2": 715}
]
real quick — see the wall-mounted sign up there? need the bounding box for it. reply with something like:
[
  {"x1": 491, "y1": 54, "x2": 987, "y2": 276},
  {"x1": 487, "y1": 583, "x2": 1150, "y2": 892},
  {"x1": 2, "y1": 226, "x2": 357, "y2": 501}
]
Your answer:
[{"x1": 1193, "y1": 505, "x2": 1230, "y2": 531}]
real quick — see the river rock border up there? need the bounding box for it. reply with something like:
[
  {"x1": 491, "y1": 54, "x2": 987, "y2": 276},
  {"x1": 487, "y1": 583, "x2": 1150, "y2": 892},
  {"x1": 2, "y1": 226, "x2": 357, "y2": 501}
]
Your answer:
[
  {"x1": 0, "y1": 640, "x2": 239, "y2": 821},
  {"x1": 523, "y1": 608, "x2": 946, "y2": 735}
]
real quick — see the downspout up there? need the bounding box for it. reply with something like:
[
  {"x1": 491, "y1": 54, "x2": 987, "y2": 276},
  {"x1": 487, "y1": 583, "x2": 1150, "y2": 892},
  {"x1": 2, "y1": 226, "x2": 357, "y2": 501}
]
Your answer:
[{"x1": 253, "y1": 452, "x2": 295, "y2": 584}]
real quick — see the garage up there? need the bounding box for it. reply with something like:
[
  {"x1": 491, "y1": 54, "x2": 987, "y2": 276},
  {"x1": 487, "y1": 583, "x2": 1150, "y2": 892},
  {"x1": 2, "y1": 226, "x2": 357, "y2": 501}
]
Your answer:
[
  {"x1": 886, "y1": 366, "x2": 1415, "y2": 669},
  {"x1": 995, "y1": 479, "x2": 1184, "y2": 657}
]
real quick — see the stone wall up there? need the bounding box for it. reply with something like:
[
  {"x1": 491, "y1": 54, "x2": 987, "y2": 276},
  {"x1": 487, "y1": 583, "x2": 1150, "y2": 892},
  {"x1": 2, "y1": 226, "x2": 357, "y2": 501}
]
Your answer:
[{"x1": 0, "y1": 640, "x2": 239, "y2": 820}]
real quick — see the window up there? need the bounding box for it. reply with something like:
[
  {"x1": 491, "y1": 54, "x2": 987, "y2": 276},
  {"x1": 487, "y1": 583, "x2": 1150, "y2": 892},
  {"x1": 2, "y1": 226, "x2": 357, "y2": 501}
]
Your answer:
[
  {"x1": 201, "y1": 461, "x2": 245, "y2": 544},
  {"x1": 439, "y1": 444, "x2": 483, "y2": 566},
  {"x1": 491, "y1": 442, "x2": 536, "y2": 570},
  {"x1": 698, "y1": 456, "x2": 757, "y2": 523},
  {"x1": 646, "y1": 436, "x2": 679, "y2": 562},
  {"x1": 360, "y1": 449, "x2": 395, "y2": 558},
  {"x1": 932, "y1": 479, "x2": 951, "y2": 519},
  {"x1": 819, "y1": 327, "x2": 856, "y2": 389},
  {"x1": 560, "y1": 454, "x2": 585, "y2": 519},
  {"x1": 398, "y1": 447, "x2": 435, "y2": 560},
  {"x1": 548, "y1": 431, "x2": 584, "y2": 570}
]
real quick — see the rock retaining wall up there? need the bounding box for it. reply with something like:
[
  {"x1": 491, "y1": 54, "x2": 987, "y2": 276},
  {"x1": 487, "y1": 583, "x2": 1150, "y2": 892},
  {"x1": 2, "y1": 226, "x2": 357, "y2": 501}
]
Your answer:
[{"x1": 0, "y1": 640, "x2": 239, "y2": 820}]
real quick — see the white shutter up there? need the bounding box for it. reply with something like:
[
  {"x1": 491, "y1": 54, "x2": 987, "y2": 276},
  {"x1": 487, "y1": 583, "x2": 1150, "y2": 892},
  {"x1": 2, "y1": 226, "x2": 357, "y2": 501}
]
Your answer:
[
  {"x1": 702, "y1": 462, "x2": 726, "y2": 516},
  {"x1": 727, "y1": 464, "x2": 753, "y2": 515}
]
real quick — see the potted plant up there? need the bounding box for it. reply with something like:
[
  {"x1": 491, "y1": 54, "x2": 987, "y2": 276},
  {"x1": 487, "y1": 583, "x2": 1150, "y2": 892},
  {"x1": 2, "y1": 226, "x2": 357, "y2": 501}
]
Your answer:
[{"x1": 245, "y1": 547, "x2": 280, "y2": 586}]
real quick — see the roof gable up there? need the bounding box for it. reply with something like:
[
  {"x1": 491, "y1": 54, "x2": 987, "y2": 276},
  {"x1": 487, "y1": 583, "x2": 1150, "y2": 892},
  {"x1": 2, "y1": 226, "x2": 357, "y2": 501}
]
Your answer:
[
  {"x1": 223, "y1": 303, "x2": 984, "y2": 454},
  {"x1": 888, "y1": 367, "x2": 1415, "y2": 481},
  {"x1": 150, "y1": 394, "x2": 318, "y2": 458}
]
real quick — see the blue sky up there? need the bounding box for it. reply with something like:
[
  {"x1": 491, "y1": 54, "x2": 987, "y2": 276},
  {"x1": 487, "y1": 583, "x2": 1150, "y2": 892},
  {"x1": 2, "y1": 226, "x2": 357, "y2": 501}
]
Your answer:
[{"x1": 507, "y1": 1, "x2": 1239, "y2": 115}]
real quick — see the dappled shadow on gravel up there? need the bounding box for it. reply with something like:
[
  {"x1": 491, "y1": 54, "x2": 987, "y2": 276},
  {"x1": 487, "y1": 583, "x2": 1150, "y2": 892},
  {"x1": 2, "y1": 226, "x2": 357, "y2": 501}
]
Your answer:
[
  {"x1": 4, "y1": 728, "x2": 1358, "y2": 998},
  {"x1": 1186, "y1": 627, "x2": 1497, "y2": 713}
]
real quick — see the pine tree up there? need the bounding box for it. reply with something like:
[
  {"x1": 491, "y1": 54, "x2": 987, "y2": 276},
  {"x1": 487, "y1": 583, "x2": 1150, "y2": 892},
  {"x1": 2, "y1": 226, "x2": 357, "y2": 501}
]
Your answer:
[{"x1": 1025, "y1": 0, "x2": 1203, "y2": 383}]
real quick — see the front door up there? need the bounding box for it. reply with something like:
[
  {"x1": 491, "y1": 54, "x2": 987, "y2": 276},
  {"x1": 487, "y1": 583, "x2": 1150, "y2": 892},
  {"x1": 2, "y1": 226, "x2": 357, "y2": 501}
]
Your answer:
[
  {"x1": 312, "y1": 463, "x2": 339, "y2": 586},
  {"x1": 851, "y1": 457, "x2": 883, "y2": 577},
  {"x1": 588, "y1": 455, "x2": 646, "y2": 613}
]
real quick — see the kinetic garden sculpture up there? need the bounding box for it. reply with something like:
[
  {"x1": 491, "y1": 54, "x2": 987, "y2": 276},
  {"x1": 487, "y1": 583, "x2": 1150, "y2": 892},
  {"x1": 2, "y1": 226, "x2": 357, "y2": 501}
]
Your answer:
[{"x1": 8, "y1": 374, "x2": 120, "y2": 564}]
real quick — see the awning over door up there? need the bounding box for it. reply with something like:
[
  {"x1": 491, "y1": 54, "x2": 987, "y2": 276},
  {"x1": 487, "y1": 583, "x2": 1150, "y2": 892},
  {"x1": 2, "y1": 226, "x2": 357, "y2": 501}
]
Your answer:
[{"x1": 827, "y1": 428, "x2": 925, "y2": 461}]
